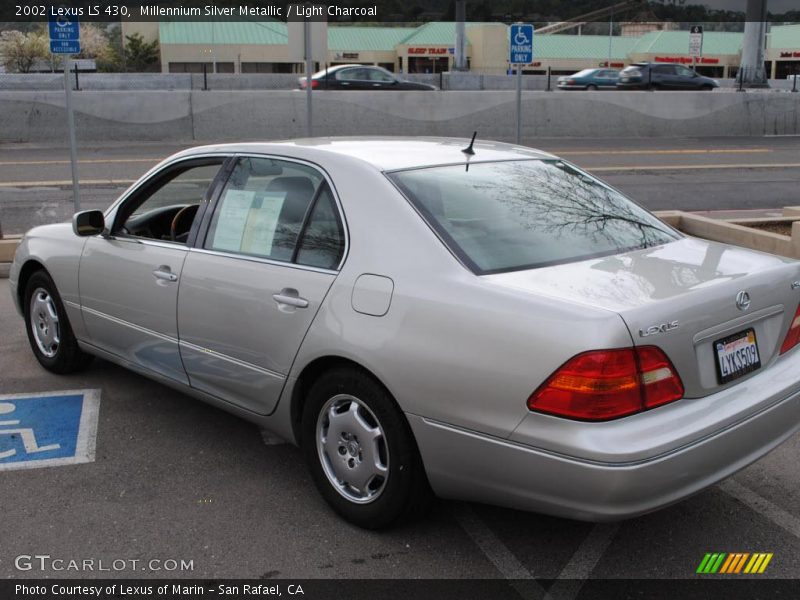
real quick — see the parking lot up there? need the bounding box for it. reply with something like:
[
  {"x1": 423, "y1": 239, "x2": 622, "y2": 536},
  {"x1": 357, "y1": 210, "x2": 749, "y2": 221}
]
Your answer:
[{"x1": 2, "y1": 136, "x2": 800, "y2": 595}]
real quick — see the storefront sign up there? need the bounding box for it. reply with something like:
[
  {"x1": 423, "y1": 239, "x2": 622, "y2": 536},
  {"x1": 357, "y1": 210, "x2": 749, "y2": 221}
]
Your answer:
[
  {"x1": 408, "y1": 47, "x2": 449, "y2": 55},
  {"x1": 654, "y1": 56, "x2": 719, "y2": 65},
  {"x1": 599, "y1": 61, "x2": 625, "y2": 68},
  {"x1": 334, "y1": 52, "x2": 359, "y2": 60},
  {"x1": 779, "y1": 51, "x2": 800, "y2": 58}
]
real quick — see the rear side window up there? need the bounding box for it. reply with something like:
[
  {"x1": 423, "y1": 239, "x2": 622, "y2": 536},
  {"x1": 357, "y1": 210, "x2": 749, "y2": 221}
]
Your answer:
[
  {"x1": 388, "y1": 160, "x2": 679, "y2": 275},
  {"x1": 295, "y1": 187, "x2": 345, "y2": 269},
  {"x1": 205, "y1": 157, "x2": 327, "y2": 263}
]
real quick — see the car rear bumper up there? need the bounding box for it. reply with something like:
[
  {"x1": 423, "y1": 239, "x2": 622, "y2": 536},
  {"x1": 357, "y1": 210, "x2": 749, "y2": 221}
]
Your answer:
[{"x1": 408, "y1": 365, "x2": 800, "y2": 520}]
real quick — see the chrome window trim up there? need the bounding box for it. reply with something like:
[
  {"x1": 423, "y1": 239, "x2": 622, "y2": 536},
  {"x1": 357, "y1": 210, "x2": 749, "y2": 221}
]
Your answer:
[
  {"x1": 105, "y1": 235, "x2": 191, "y2": 251},
  {"x1": 188, "y1": 247, "x2": 338, "y2": 276}
]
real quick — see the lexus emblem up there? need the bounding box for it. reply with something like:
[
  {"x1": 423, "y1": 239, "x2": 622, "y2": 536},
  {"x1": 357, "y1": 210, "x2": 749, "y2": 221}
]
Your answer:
[{"x1": 736, "y1": 291, "x2": 751, "y2": 311}]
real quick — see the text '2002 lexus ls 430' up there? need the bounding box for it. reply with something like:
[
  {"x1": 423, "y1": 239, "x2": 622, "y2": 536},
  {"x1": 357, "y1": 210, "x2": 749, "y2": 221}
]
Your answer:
[{"x1": 9, "y1": 138, "x2": 800, "y2": 529}]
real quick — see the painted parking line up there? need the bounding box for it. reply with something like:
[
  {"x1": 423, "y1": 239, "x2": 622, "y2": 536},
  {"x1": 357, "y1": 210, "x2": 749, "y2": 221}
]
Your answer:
[
  {"x1": 453, "y1": 504, "x2": 546, "y2": 599},
  {"x1": 546, "y1": 523, "x2": 620, "y2": 600},
  {"x1": 0, "y1": 389, "x2": 100, "y2": 471},
  {"x1": 719, "y1": 479, "x2": 800, "y2": 540}
]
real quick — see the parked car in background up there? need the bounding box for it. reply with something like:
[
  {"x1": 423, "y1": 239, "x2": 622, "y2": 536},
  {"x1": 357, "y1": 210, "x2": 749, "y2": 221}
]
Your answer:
[
  {"x1": 557, "y1": 68, "x2": 619, "y2": 90},
  {"x1": 11, "y1": 138, "x2": 800, "y2": 529},
  {"x1": 299, "y1": 65, "x2": 437, "y2": 91},
  {"x1": 617, "y1": 62, "x2": 719, "y2": 90}
]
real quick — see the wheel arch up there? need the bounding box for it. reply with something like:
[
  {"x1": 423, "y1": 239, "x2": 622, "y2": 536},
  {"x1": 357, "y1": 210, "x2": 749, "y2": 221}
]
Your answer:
[
  {"x1": 16, "y1": 259, "x2": 49, "y2": 311},
  {"x1": 290, "y1": 355, "x2": 401, "y2": 447}
]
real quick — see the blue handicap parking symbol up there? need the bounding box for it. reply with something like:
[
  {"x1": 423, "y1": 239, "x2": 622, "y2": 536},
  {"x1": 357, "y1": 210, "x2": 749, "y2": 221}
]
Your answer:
[{"x1": 0, "y1": 390, "x2": 100, "y2": 471}]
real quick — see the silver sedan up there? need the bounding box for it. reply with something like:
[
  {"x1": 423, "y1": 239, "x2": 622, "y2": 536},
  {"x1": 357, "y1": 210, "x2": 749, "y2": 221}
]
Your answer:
[{"x1": 10, "y1": 138, "x2": 800, "y2": 528}]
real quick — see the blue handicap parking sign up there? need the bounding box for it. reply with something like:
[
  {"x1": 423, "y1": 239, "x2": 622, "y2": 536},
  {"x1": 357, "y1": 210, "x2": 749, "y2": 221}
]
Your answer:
[
  {"x1": 0, "y1": 390, "x2": 100, "y2": 471},
  {"x1": 509, "y1": 24, "x2": 534, "y2": 64}
]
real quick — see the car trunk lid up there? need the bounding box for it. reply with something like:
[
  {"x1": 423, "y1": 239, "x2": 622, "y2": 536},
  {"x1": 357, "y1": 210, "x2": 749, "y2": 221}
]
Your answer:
[{"x1": 484, "y1": 237, "x2": 800, "y2": 398}]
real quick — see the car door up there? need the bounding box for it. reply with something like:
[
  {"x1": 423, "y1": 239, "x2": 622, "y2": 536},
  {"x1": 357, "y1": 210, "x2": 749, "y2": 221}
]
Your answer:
[
  {"x1": 78, "y1": 157, "x2": 228, "y2": 384},
  {"x1": 675, "y1": 65, "x2": 699, "y2": 89},
  {"x1": 334, "y1": 67, "x2": 371, "y2": 90},
  {"x1": 599, "y1": 70, "x2": 618, "y2": 89},
  {"x1": 366, "y1": 68, "x2": 398, "y2": 89},
  {"x1": 177, "y1": 156, "x2": 347, "y2": 415},
  {"x1": 651, "y1": 65, "x2": 677, "y2": 88}
]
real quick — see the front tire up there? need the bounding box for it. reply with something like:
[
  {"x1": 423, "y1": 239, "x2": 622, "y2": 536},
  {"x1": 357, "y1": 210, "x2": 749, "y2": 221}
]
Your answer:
[
  {"x1": 23, "y1": 270, "x2": 92, "y2": 374},
  {"x1": 301, "y1": 367, "x2": 431, "y2": 529}
]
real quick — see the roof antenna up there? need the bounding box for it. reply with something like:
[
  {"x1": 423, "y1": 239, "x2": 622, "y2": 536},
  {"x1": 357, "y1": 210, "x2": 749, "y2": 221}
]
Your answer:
[{"x1": 462, "y1": 131, "x2": 477, "y2": 156}]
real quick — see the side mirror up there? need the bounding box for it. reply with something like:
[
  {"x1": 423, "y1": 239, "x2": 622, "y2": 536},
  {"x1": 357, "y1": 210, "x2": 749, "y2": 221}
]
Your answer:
[{"x1": 72, "y1": 210, "x2": 106, "y2": 237}]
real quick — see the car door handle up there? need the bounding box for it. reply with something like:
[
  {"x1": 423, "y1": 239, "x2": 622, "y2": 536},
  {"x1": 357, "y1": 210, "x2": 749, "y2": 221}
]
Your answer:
[
  {"x1": 152, "y1": 266, "x2": 178, "y2": 282},
  {"x1": 273, "y1": 288, "x2": 309, "y2": 309}
]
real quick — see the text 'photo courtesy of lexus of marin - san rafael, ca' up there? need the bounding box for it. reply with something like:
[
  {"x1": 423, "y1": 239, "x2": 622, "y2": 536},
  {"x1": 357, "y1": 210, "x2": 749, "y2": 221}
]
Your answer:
[{"x1": 10, "y1": 138, "x2": 800, "y2": 529}]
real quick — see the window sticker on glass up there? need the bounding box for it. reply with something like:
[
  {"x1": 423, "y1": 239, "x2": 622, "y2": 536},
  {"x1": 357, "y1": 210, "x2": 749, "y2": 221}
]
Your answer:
[
  {"x1": 211, "y1": 190, "x2": 287, "y2": 255},
  {"x1": 241, "y1": 192, "x2": 286, "y2": 255}
]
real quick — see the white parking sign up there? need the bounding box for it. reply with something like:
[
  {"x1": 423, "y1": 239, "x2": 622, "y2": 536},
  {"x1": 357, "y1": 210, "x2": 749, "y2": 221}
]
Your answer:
[{"x1": 689, "y1": 25, "x2": 703, "y2": 57}]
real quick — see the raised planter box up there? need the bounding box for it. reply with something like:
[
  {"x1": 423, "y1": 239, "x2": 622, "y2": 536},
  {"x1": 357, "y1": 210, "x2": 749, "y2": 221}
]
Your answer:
[{"x1": 653, "y1": 209, "x2": 800, "y2": 259}]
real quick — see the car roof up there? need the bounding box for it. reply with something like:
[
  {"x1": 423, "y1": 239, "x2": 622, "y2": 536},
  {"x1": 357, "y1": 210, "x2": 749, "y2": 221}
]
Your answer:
[{"x1": 175, "y1": 137, "x2": 556, "y2": 172}]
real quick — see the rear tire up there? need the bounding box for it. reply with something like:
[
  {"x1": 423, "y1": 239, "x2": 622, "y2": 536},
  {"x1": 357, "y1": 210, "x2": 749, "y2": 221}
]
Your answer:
[
  {"x1": 586, "y1": 84, "x2": 598, "y2": 91},
  {"x1": 301, "y1": 367, "x2": 431, "y2": 529},
  {"x1": 23, "y1": 270, "x2": 92, "y2": 374}
]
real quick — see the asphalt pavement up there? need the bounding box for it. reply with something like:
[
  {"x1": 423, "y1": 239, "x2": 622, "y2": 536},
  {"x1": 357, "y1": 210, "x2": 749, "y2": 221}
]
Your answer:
[
  {"x1": 2, "y1": 277, "x2": 800, "y2": 585},
  {"x1": 2, "y1": 137, "x2": 800, "y2": 593},
  {"x1": 1, "y1": 136, "x2": 799, "y2": 234}
]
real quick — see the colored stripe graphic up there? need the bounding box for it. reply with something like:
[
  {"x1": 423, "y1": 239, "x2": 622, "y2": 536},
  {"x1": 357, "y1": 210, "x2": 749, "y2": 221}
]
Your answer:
[{"x1": 698, "y1": 553, "x2": 773, "y2": 574}]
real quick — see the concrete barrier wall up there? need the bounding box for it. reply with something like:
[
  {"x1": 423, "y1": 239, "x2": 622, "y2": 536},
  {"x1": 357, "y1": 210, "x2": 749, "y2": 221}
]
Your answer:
[
  {"x1": 1, "y1": 90, "x2": 798, "y2": 143},
  {"x1": 3, "y1": 72, "x2": 798, "y2": 91}
]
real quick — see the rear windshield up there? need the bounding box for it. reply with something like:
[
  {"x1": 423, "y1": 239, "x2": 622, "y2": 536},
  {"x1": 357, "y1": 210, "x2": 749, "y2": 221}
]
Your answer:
[{"x1": 388, "y1": 160, "x2": 679, "y2": 275}]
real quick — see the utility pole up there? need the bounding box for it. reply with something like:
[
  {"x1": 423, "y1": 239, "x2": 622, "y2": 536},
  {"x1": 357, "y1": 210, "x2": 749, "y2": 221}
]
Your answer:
[
  {"x1": 738, "y1": 0, "x2": 769, "y2": 88},
  {"x1": 454, "y1": 0, "x2": 467, "y2": 71}
]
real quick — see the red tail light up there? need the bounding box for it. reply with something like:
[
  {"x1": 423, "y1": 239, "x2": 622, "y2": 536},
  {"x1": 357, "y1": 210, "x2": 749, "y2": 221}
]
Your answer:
[
  {"x1": 311, "y1": 79, "x2": 319, "y2": 89},
  {"x1": 527, "y1": 346, "x2": 684, "y2": 421},
  {"x1": 780, "y1": 304, "x2": 800, "y2": 354},
  {"x1": 567, "y1": 79, "x2": 576, "y2": 84}
]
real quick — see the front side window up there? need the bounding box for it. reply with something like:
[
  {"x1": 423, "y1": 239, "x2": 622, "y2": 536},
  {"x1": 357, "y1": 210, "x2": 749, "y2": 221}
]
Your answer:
[
  {"x1": 336, "y1": 67, "x2": 368, "y2": 81},
  {"x1": 676, "y1": 66, "x2": 695, "y2": 77},
  {"x1": 205, "y1": 157, "x2": 343, "y2": 269},
  {"x1": 367, "y1": 69, "x2": 395, "y2": 82},
  {"x1": 388, "y1": 160, "x2": 679, "y2": 275},
  {"x1": 117, "y1": 160, "x2": 223, "y2": 244}
]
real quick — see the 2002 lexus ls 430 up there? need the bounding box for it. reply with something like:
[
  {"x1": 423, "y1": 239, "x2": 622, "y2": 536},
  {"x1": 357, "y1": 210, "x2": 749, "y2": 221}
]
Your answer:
[{"x1": 10, "y1": 138, "x2": 800, "y2": 528}]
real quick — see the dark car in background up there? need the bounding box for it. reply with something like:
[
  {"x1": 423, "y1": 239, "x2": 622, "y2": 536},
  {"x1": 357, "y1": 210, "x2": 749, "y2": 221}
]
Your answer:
[
  {"x1": 617, "y1": 62, "x2": 719, "y2": 90},
  {"x1": 557, "y1": 68, "x2": 619, "y2": 90},
  {"x1": 299, "y1": 65, "x2": 437, "y2": 91}
]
